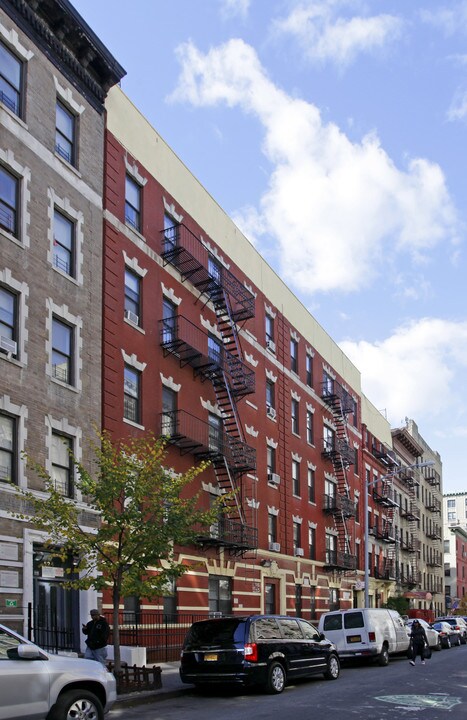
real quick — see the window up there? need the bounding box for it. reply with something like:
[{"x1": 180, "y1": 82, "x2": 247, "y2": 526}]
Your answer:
[
  {"x1": 295, "y1": 586, "x2": 302, "y2": 618},
  {"x1": 123, "y1": 596, "x2": 141, "y2": 624},
  {"x1": 124, "y1": 365, "x2": 140, "y2": 423},
  {"x1": 0, "y1": 165, "x2": 18, "y2": 236},
  {"x1": 293, "y1": 522, "x2": 301, "y2": 553},
  {"x1": 267, "y1": 446, "x2": 276, "y2": 475},
  {"x1": 162, "y1": 298, "x2": 177, "y2": 343},
  {"x1": 329, "y1": 588, "x2": 339, "y2": 611},
  {"x1": 290, "y1": 338, "x2": 298, "y2": 374},
  {"x1": 51, "y1": 432, "x2": 73, "y2": 497},
  {"x1": 0, "y1": 413, "x2": 15, "y2": 483},
  {"x1": 323, "y1": 370, "x2": 334, "y2": 396},
  {"x1": 208, "y1": 413, "x2": 223, "y2": 454},
  {"x1": 162, "y1": 579, "x2": 177, "y2": 622},
  {"x1": 125, "y1": 175, "x2": 141, "y2": 231},
  {"x1": 291, "y1": 398, "x2": 299, "y2": 434},
  {"x1": 326, "y1": 533, "x2": 337, "y2": 565},
  {"x1": 292, "y1": 460, "x2": 300, "y2": 496},
  {"x1": 55, "y1": 101, "x2": 76, "y2": 165},
  {"x1": 208, "y1": 334, "x2": 223, "y2": 366},
  {"x1": 323, "y1": 425, "x2": 335, "y2": 453},
  {"x1": 265, "y1": 315, "x2": 275, "y2": 350},
  {"x1": 264, "y1": 582, "x2": 276, "y2": 614},
  {"x1": 209, "y1": 575, "x2": 232, "y2": 615},
  {"x1": 0, "y1": 41, "x2": 22, "y2": 116},
  {"x1": 0, "y1": 286, "x2": 17, "y2": 354},
  {"x1": 208, "y1": 255, "x2": 222, "y2": 284},
  {"x1": 163, "y1": 213, "x2": 178, "y2": 250},
  {"x1": 161, "y1": 386, "x2": 177, "y2": 436},
  {"x1": 306, "y1": 410, "x2": 313, "y2": 444},
  {"x1": 308, "y1": 526, "x2": 316, "y2": 560},
  {"x1": 307, "y1": 467, "x2": 315, "y2": 503},
  {"x1": 447, "y1": 499, "x2": 455, "y2": 508},
  {"x1": 310, "y1": 587, "x2": 316, "y2": 617},
  {"x1": 268, "y1": 513, "x2": 277, "y2": 545},
  {"x1": 266, "y1": 380, "x2": 275, "y2": 412},
  {"x1": 354, "y1": 447, "x2": 359, "y2": 475},
  {"x1": 306, "y1": 354, "x2": 313, "y2": 387},
  {"x1": 447, "y1": 512, "x2": 456, "y2": 521},
  {"x1": 124, "y1": 269, "x2": 141, "y2": 325},
  {"x1": 325, "y1": 479, "x2": 336, "y2": 511},
  {"x1": 53, "y1": 210, "x2": 74, "y2": 276},
  {"x1": 52, "y1": 318, "x2": 73, "y2": 384}
]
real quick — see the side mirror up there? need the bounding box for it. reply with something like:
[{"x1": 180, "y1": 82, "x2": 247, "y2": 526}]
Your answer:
[{"x1": 17, "y1": 644, "x2": 44, "y2": 660}]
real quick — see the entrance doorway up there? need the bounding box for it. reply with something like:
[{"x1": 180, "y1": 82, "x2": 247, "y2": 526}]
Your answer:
[{"x1": 33, "y1": 547, "x2": 79, "y2": 652}]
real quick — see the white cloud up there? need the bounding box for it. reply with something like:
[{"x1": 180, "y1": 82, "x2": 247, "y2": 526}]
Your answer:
[
  {"x1": 420, "y1": 2, "x2": 467, "y2": 35},
  {"x1": 447, "y1": 88, "x2": 467, "y2": 121},
  {"x1": 220, "y1": 0, "x2": 250, "y2": 20},
  {"x1": 273, "y1": 1, "x2": 403, "y2": 67},
  {"x1": 339, "y1": 318, "x2": 467, "y2": 424},
  {"x1": 170, "y1": 39, "x2": 458, "y2": 295}
]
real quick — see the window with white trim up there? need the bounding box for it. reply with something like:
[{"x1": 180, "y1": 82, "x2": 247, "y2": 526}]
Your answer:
[
  {"x1": 125, "y1": 175, "x2": 141, "y2": 231},
  {"x1": 52, "y1": 317, "x2": 73, "y2": 385},
  {"x1": 124, "y1": 269, "x2": 141, "y2": 326},
  {"x1": 0, "y1": 41, "x2": 22, "y2": 116},
  {"x1": 124, "y1": 365, "x2": 140, "y2": 423},
  {"x1": 0, "y1": 412, "x2": 15, "y2": 483},
  {"x1": 55, "y1": 100, "x2": 76, "y2": 165},
  {"x1": 0, "y1": 286, "x2": 17, "y2": 357},
  {"x1": 0, "y1": 165, "x2": 18, "y2": 237},
  {"x1": 51, "y1": 432, "x2": 73, "y2": 497},
  {"x1": 53, "y1": 209, "x2": 75, "y2": 277}
]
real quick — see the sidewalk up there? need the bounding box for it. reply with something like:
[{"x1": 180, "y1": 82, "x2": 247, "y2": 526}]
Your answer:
[{"x1": 113, "y1": 661, "x2": 193, "y2": 709}]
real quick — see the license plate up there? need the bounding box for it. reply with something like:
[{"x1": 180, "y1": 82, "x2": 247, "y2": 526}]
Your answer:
[
  {"x1": 347, "y1": 635, "x2": 361, "y2": 643},
  {"x1": 204, "y1": 653, "x2": 218, "y2": 661}
]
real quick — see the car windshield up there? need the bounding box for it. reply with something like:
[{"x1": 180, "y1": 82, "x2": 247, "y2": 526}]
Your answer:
[{"x1": 185, "y1": 619, "x2": 243, "y2": 645}]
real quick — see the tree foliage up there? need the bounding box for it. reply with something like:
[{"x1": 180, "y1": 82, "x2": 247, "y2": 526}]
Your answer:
[{"x1": 15, "y1": 432, "x2": 222, "y2": 671}]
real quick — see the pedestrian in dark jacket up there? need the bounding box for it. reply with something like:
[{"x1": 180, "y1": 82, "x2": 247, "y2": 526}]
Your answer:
[
  {"x1": 409, "y1": 619, "x2": 428, "y2": 665},
  {"x1": 82, "y1": 609, "x2": 110, "y2": 666}
]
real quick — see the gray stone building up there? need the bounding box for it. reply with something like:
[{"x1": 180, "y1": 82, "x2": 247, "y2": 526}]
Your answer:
[{"x1": 0, "y1": 0, "x2": 124, "y2": 651}]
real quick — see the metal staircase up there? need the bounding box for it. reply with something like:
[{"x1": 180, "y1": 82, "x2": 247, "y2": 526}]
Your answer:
[
  {"x1": 159, "y1": 222, "x2": 257, "y2": 553},
  {"x1": 321, "y1": 378, "x2": 357, "y2": 571}
]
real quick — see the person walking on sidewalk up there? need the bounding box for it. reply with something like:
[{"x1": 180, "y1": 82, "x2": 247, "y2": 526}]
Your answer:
[
  {"x1": 409, "y1": 619, "x2": 429, "y2": 666},
  {"x1": 82, "y1": 609, "x2": 110, "y2": 666}
]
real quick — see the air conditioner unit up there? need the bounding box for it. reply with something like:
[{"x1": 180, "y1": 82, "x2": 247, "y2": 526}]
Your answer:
[
  {"x1": 295, "y1": 547, "x2": 304, "y2": 557},
  {"x1": 269, "y1": 542, "x2": 281, "y2": 552},
  {"x1": 0, "y1": 336, "x2": 17, "y2": 355},
  {"x1": 266, "y1": 339, "x2": 276, "y2": 353},
  {"x1": 124, "y1": 309, "x2": 139, "y2": 325},
  {"x1": 267, "y1": 472, "x2": 280, "y2": 485},
  {"x1": 266, "y1": 406, "x2": 277, "y2": 420}
]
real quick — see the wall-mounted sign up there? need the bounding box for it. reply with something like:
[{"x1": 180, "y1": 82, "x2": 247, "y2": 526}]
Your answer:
[{"x1": 5, "y1": 599, "x2": 17, "y2": 608}]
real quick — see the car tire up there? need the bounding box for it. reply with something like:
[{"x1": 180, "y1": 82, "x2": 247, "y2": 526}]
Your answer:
[
  {"x1": 461, "y1": 634, "x2": 467, "y2": 645},
  {"x1": 445, "y1": 637, "x2": 451, "y2": 649},
  {"x1": 48, "y1": 689, "x2": 104, "y2": 720},
  {"x1": 435, "y1": 637, "x2": 442, "y2": 651},
  {"x1": 324, "y1": 653, "x2": 340, "y2": 680},
  {"x1": 378, "y1": 644, "x2": 389, "y2": 666},
  {"x1": 455, "y1": 635, "x2": 461, "y2": 646},
  {"x1": 266, "y1": 661, "x2": 286, "y2": 694}
]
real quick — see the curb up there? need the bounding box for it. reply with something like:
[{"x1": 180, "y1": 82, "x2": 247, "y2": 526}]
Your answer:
[{"x1": 113, "y1": 685, "x2": 192, "y2": 708}]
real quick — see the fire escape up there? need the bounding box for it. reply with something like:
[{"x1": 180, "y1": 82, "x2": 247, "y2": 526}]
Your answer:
[
  {"x1": 370, "y1": 443, "x2": 399, "y2": 582},
  {"x1": 158, "y1": 222, "x2": 257, "y2": 555},
  {"x1": 424, "y1": 467, "x2": 442, "y2": 595},
  {"x1": 321, "y1": 376, "x2": 357, "y2": 572},
  {"x1": 398, "y1": 467, "x2": 421, "y2": 588}
]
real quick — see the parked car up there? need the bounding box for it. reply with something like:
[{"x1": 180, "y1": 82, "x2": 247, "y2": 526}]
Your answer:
[
  {"x1": 0, "y1": 623, "x2": 116, "y2": 720},
  {"x1": 405, "y1": 618, "x2": 442, "y2": 651},
  {"x1": 431, "y1": 621, "x2": 461, "y2": 648},
  {"x1": 318, "y1": 608, "x2": 409, "y2": 666},
  {"x1": 179, "y1": 614, "x2": 340, "y2": 694},
  {"x1": 434, "y1": 617, "x2": 467, "y2": 644}
]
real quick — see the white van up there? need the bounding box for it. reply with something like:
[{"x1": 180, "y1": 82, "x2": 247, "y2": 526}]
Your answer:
[{"x1": 318, "y1": 608, "x2": 410, "y2": 666}]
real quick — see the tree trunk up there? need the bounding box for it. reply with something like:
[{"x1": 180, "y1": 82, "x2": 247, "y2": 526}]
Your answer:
[{"x1": 112, "y1": 584, "x2": 121, "y2": 674}]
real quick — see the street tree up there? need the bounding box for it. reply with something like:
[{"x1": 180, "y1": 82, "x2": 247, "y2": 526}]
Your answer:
[{"x1": 14, "y1": 432, "x2": 223, "y2": 673}]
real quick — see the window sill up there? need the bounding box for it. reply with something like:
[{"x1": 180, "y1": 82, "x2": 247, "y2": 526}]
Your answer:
[
  {"x1": 123, "y1": 417, "x2": 145, "y2": 430},
  {"x1": 54, "y1": 151, "x2": 81, "y2": 178},
  {"x1": 52, "y1": 265, "x2": 80, "y2": 286},
  {"x1": 0, "y1": 102, "x2": 28, "y2": 130},
  {"x1": 50, "y1": 377, "x2": 79, "y2": 393},
  {"x1": 124, "y1": 317, "x2": 145, "y2": 334},
  {"x1": 0, "y1": 227, "x2": 22, "y2": 247},
  {"x1": 0, "y1": 353, "x2": 23, "y2": 367}
]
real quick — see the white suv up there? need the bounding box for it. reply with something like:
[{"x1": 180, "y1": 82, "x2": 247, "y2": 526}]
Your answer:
[{"x1": 0, "y1": 623, "x2": 116, "y2": 720}]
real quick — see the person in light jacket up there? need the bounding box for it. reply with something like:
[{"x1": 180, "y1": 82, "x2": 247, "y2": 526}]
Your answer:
[{"x1": 409, "y1": 620, "x2": 428, "y2": 665}]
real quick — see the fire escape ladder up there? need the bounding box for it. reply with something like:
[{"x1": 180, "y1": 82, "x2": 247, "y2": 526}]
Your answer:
[{"x1": 212, "y1": 454, "x2": 245, "y2": 524}]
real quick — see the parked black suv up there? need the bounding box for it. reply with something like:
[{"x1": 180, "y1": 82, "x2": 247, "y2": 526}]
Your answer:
[{"x1": 179, "y1": 614, "x2": 340, "y2": 694}]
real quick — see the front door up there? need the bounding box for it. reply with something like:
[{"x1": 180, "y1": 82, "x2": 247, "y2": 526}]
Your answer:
[
  {"x1": 264, "y1": 580, "x2": 279, "y2": 614},
  {"x1": 33, "y1": 549, "x2": 78, "y2": 652}
]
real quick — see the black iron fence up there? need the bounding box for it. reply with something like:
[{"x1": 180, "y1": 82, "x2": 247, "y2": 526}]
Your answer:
[
  {"x1": 26, "y1": 603, "x2": 76, "y2": 653},
  {"x1": 103, "y1": 610, "x2": 211, "y2": 663}
]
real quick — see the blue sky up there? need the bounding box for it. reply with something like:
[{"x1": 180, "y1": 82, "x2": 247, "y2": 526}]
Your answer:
[{"x1": 73, "y1": 0, "x2": 467, "y2": 493}]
